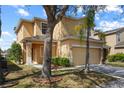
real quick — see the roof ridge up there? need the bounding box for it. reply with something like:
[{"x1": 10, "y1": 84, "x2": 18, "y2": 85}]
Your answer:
[{"x1": 104, "y1": 27, "x2": 124, "y2": 35}]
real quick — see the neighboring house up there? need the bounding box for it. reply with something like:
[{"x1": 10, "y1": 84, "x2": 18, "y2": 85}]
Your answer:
[
  {"x1": 103, "y1": 27, "x2": 124, "y2": 55},
  {"x1": 15, "y1": 16, "x2": 105, "y2": 66}
]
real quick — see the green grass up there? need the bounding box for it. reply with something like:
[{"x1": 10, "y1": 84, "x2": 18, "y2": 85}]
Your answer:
[
  {"x1": 107, "y1": 62, "x2": 124, "y2": 67},
  {"x1": 4, "y1": 61, "x2": 116, "y2": 88}
]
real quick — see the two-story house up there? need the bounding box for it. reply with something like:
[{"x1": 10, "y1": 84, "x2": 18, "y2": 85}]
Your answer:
[
  {"x1": 104, "y1": 27, "x2": 124, "y2": 55},
  {"x1": 15, "y1": 16, "x2": 105, "y2": 66}
]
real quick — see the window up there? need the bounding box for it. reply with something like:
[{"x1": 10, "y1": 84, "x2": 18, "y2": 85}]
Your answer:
[
  {"x1": 41, "y1": 22, "x2": 47, "y2": 34},
  {"x1": 117, "y1": 32, "x2": 120, "y2": 42}
]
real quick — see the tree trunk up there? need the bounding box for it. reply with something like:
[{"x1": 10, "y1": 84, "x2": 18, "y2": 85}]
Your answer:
[
  {"x1": 0, "y1": 68, "x2": 5, "y2": 85},
  {"x1": 41, "y1": 26, "x2": 54, "y2": 78},
  {"x1": 84, "y1": 27, "x2": 90, "y2": 73}
]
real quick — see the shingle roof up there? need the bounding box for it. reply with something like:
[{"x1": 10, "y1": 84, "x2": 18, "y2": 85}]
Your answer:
[{"x1": 104, "y1": 27, "x2": 124, "y2": 35}]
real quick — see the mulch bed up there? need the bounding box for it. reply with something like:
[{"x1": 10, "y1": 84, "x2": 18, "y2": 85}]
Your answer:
[
  {"x1": 0, "y1": 81, "x2": 19, "y2": 88},
  {"x1": 33, "y1": 76, "x2": 62, "y2": 84}
]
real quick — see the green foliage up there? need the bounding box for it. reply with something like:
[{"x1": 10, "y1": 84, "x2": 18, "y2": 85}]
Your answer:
[
  {"x1": 7, "y1": 42, "x2": 22, "y2": 63},
  {"x1": 97, "y1": 30, "x2": 106, "y2": 41},
  {"x1": 108, "y1": 53, "x2": 124, "y2": 62},
  {"x1": 86, "y1": 8, "x2": 95, "y2": 28},
  {"x1": 52, "y1": 57, "x2": 70, "y2": 67},
  {"x1": 75, "y1": 7, "x2": 96, "y2": 41}
]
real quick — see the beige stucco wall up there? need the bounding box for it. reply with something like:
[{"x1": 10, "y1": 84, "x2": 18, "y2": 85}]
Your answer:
[
  {"x1": 53, "y1": 17, "x2": 86, "y2": 40},
  {"x1": 53, "y1": 21, "x2": 63, "y2": 40},
  {"x1": 61, "y1": 17, "x2": 85, "y2": 36},
  {"x1": 114, "y1": 48, "x2": 124, "y2": 54},
  {"x1": 16, "y1": 22, "x2": 34, "y2": 64},
  {"x1": 105, "y1": 34, "x2": 117, "y2": 54},
  {"x1": 33, "y1": 20, "x2": 45, "y2": 36},
  {"x1": 16, "y1": 26, "x2": 23, "y2": 43},
  {"x1": 16, "y1": 22, "x2": 33, "y2": 43},
  {"x1": 105, "y1": 32, "x2": 124, "y2": 55},
  {"x1": 58, "y1": 39, "x2": 103, "y2": 65}
]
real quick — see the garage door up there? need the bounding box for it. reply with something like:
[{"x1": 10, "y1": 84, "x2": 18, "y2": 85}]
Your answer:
[{"x1": 72, "y1": 47, "x2": 101, "y2": 66}]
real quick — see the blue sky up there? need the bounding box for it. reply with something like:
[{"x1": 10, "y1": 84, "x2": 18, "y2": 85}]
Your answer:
[{"x1": 0, "y1": 5, "x2": 124, "y2": 50}]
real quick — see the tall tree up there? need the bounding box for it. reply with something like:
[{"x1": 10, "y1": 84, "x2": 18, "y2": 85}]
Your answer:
[
  {"x1": 42, "y1": 6, "x2": 69, "y2": 78},
  {"x1": 9, "y1": 42, "x2": 22, "y2": 64},
  {"x1": 75, "y1": 6, "x2": 106, "y2": 73},
  {"x1": 84, "y1": 7, "x2": 95, "y2": 72},
  {"x1": 0, "y1": 5, "x2": 1, "y2": 37},
  {"x1": 0, "y1": 5, "x2": 4, "y2": 84}
]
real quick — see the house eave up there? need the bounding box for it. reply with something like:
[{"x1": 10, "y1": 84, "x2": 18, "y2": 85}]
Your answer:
[{"x1": 60, "y1": 36, "x2": 104, "y2": 43}]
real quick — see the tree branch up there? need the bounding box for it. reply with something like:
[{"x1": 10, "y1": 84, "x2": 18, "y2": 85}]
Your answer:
[{"x1": 56, "y1": 6, "x2": 68, "y2": 23}]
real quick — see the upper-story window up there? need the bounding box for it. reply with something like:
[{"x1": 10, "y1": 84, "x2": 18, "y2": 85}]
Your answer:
[
  {"x1": 41, "y1": 22, "x2": 47, "y2": 34},
  {"x1": 117, "y1": 32, "x2": 120, "y2": 42}
]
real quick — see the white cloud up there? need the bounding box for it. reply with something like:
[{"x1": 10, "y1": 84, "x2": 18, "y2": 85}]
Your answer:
[
  {"x1": 0, "y1": 38, "x2": 3, "y2": 42},
  {"x1": 121, "y1": 18, "x2": 124, "y2": 21},
  {"x1": 11, "y1": 5, "x2": 25, "y2": 8},
  {"x1": 13, "y1": 38, "x2": 16, "y2": 41},
  {"x1": 77, "y1": 7, "x2": 83, "y2": 13},
  {"x1": 96, "y1": 20, "x2": 124, "y2": 31},
  {"x1": 95, "y1": 14, "x2": 100, "y2": 20},
  {"x1": 2, "y1": 31, "x2": 12, "y2": 37},
  {"x1": 43, "y1": 9, "x2": 47, "y2": 17},
  {"x1": 106, "y1": 5, "x2": 123, "y2": 13},
  {"x1": 17, "y1": 8, "x2": 29, "y2": 16},
  {"x1": 0, "y1": 31, "x2": 16, "y2": 50}
]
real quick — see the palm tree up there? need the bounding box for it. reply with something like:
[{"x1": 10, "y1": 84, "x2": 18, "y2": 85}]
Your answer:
[
  {"x1": 75, "y1": 6, "x2": 106, "y2": 73},
  {"x1": 97, "y1": 30, "x2": 106, "y2": 42}
]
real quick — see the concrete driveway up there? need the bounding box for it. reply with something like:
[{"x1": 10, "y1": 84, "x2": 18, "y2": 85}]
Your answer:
[
  {"x1": 90, "y1": 64, "x2": 124, "y2": 88},
  {"x1": 90, "y1": 64, "x2": 124, "y2": 78}
]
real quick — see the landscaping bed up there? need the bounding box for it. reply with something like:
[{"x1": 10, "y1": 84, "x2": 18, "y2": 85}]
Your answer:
[{"x1": 2, "y1": 61, "x2": 116, "y2": 88}]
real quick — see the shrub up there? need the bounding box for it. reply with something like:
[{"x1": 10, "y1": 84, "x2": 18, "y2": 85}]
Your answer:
[
  {"x1": 52, "y1": 57, "x2": 70, "y2": 67},
  {"x1": 6, "y1": 42, "x2": 22, "y2": 64},
  {"x1": 108, "y1": 53, "x2": 124, "y2": 62}
]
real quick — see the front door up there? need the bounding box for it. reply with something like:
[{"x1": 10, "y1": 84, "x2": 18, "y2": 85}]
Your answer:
[{"x1": 32, "y1": 44, "x2": 43, "y2": 64}]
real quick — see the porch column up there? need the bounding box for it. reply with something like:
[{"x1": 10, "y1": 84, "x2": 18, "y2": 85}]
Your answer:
[
  {"x1": 100, "y1": 48, "x2": 103, "y2": 65},
  {"x1": 26, "y1": 42, "x2": 32, "y2": 65},
  {"x1": 69, "y1": 48, "x2": 73, "y2": 66}
]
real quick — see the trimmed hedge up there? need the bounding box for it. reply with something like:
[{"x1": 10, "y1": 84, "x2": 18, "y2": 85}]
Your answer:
[
  {"x1": 52, "y1": 57, "x2": 70, "y2": 67},
  {"x1": 108, "y1": 53, "x2": 124, "y2": 62}
]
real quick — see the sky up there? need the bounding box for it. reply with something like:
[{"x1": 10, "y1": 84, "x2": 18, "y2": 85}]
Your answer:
[{"x1": 0, "y1": 5, "x2": 124, "y2": 50}]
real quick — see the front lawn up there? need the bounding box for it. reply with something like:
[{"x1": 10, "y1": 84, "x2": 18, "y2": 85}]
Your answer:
[
  {"x1": 107, "y1": 62, "x2": 124, "y2": 68},
  {"x1": 1, "y1": 61, "x2": 116, "y2": 88}
]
